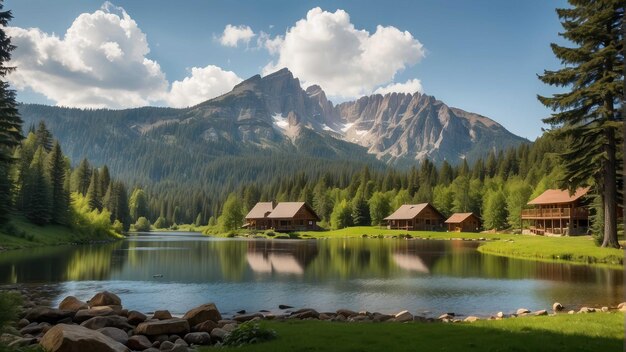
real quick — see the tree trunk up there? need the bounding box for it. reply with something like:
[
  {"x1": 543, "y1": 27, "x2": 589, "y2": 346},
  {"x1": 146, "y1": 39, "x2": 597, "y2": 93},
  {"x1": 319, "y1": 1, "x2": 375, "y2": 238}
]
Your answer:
[{"x1": 601, "y1": 127, "x2": 619, "y2": 248}]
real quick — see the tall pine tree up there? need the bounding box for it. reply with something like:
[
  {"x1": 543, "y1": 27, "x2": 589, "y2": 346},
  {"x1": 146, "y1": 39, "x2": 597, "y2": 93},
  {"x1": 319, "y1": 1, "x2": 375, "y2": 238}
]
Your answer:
[
  {"x1": 538, "y1": 0, "x2": 623, "y2": 247},
  {"x1": 47, "y1": 141, "x2": 68, "y2": 224},
  {"x1": 24, "y1": 146, "x2": 51, "y2": 225}
]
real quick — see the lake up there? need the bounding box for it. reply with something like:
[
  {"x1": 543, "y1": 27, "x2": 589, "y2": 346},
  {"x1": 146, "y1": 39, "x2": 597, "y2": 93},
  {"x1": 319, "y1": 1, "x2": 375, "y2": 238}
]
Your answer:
[{"x1": 0, "y1": 232, "x2": 622, "y2": 317}]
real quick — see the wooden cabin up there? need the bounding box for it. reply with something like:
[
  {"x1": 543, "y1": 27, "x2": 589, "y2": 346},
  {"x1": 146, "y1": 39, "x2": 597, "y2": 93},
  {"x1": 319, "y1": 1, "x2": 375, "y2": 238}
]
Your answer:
[
  {"x1": 521, "y1": 187, "x2": 589, "y2": 236},
  {"x1": 266, "y1": 202, "x2": 321, "y2": 232},
  {"x1": 244, "y1": 202, "x2": 276, "y2": 230},
  {"x1": 445, "y1": 213, "x2": 481, "y2": 232},
  {"x1": 384, "y1": 203, "x2": 445, "y2": 231}
]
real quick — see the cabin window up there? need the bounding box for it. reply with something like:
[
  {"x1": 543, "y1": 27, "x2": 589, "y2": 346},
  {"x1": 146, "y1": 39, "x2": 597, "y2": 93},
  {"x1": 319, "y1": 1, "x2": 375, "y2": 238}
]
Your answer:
[
  {"x1": 425, "y1": 219, "x2": 431, "y2": 225},
  {"x1": 308, "y1": 221, "x2": 313, "y2": 225}
]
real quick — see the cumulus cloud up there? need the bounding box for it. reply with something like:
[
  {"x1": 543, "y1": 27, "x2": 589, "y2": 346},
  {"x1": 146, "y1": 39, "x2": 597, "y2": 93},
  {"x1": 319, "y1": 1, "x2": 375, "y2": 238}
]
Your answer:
[
  {"x1": 7, "y1": 2, "x2": 242, "y2": 109},
  {"x1": 374, "y1": 79, "x2": 423, "y2": 95},
  {"x1": 167, "y1": 65, "x2": 242, "y2": 108},
  {"x1": 262, "y1": 7, "x2": 425, "y2": 98},
  {"x1": 219, "y1": 24, "x2": 255, "y2": 47}
]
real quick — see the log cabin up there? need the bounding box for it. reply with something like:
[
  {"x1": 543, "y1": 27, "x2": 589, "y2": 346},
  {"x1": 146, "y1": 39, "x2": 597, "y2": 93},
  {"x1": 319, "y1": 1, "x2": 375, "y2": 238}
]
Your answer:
[
  {"x1": 384, "y1": 203, "x2": 445, "y2": 231},
  {"x1": 521, "y1": 187, "x2": 589, "y2": 236},
  {"x1": 445, "y1": 213, "x2": 481, "y2": 232},
  {"x1": 245, "y1": 201, "x2": 321, "y2": 232}
]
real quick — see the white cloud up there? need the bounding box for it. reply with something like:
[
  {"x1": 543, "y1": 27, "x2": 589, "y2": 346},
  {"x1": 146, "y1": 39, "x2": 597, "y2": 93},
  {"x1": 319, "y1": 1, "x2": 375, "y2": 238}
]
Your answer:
[
  {"x1": 262, "y1": 7, "x2": 425, "y2": 98},
  {"x1": 219, "y1": 24, "x2": 255, "y2": 47},
  {"x1": 7, "y1": 3, "x2": 242, "y2": 109},
  {"x1": 374, "y1": 79, "x2": 423, "y2": 95},
  {"x1": 167, "y1": 65, "x2": 242, "y2": 108}
]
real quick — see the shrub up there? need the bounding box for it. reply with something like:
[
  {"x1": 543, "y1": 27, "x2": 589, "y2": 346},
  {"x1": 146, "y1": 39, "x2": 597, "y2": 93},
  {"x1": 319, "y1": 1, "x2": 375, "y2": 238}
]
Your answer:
[
  {"x1": 222, "y1": 322, "x2": 277, "y2": 347},
  {"x1": 153, "y1": 216, "x2": 167, "y2": 229},
  {"x1": 112, "y1": 220, "x2": 124, "y2": 234},
  {"x1": 0, "y1": 291, "x2": 22, "y2": 329},
  {"x1": 134, "y1": 217, "x2": 151, "y2": 232}
]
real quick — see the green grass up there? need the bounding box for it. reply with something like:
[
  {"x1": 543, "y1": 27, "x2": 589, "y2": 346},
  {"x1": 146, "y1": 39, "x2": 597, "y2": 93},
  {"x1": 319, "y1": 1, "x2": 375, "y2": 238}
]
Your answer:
[
  {"x1": 210, "y1": 313, "x2": 624, "y2": 352},
  {"x1": 0, "y1": 216, "x2": 121, "y2": 251}
]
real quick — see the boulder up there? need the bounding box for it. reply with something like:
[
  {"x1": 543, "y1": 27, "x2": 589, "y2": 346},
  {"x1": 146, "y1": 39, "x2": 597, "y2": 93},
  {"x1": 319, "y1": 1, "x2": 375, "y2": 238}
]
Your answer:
[
  {"x1": 89, "y1": 291, "x2": 122, "y2": 307},
  {"x1": 24, "y1": 307, "x2": 74, "y2": 324},
  {"x1": 372, "y1": 313, "x2": 393, "y2": 322},
  {"x1": 278, "y1": 304, "x2": 293, "y2": 309},
  {"x1": 601, "y1": 306, "x2": 609, "y2": 312},
  {"x1": 233, "y1": 313, "x2": 264, "y2": 323},
  {"x1": 209, "y1": 328, "x2": 228, "y2": 341},
  {"x1": 221, "y1": 323, "x2": 237, "y2": 333},
  {"x1": 193, "y1": 320, "x2": 218, "y2": 333},
  {"x1": 75, "y1": 306, "x2": 116, "y2": 323},
  {"x1": 20, "y1": 322, "x2": 51, "y2": 335},
  {"x1": 127, "y1": 335, "x2": 152, "y2": 351},
  {"x1": 128, "y1": 311, "x2": 148, "y2": 325},
  {"x1": 152, "y1": 310, "x2": 172, "y2": 320},
  {"x1": 336, "y1": 309, "x2": 358, "y2": 318},
  {"x1": 464, "y1": 316, "x2": 479, "y2": 322},
  {"x1": 160, "y1": 340, "x2": 175, "y2": 350},
  {"x1": 135, "y1": 318, "x2": 190, "y2": 336},
  {"x1": 578, "y1": 307, "x2": 595, "y2": 313},
  {"x1": 567, "y1": 310, "x2": 575, "y2": 314},
  {"x1": 516, "y1": 308, "x2": 530, "y2": 315},
  {"x1": 552, "y1": 302, "x2": 564, "y2": 312},
  {"x1": 59, "y1": 296, "x2": 89, "y2": 312},
  {"x1": 170, "y1": 345, "x2": 189, "y2": 352},
  {"x1": 184, "y1": 332, "x2": 211, "y2": 345},
  {"x1": 438, "y1": 314, "x2": 454, "y2": 320},
  {"x1": 17, "y1": 318, "x2": 30, "y2": 329},
  {"x1": 533, "y1": 310, "x2": 548, "y2": 316},
  {"x1": 174, "y1": 338, "x2": 188, "y2": 347},
  {"x1": 394, "y1": 310, "x2": 413, "y2": 323},
  {"x1": 292, "y1": 309, "x2": 319, "y2": 319},
  {"x1": 40, "y1": 324, "x2": 130, "y2": 352},
  {"x1": 98, "y1": 327, "x2": 128, "y2": 345},
  {"x1": 182, "y1": 303, "x2": 222, "y2": 326},
  {"x1": 81, "y1": 316, "x2": 133, "y2": 331},
  {"x1": 496, "y1": 312, "x2": 504, "y2": 318}
]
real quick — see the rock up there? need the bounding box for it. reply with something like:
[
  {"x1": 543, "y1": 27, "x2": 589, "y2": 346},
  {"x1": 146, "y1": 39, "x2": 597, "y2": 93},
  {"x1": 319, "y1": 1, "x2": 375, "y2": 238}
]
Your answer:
[
  {"x1": 278, "y1": 304, "x2": 293, "y2": 309},
  {"x1": 154, "y1": 335, "x2": 169, "y2": 343},
  {"x1": 81, "y1": 316, "x2": 133, "y2": 330},
  {"x1": 59, "y1": 296, "x2": 89, "y2": 312},
  {"x1": 97, "y1": 327, "x2": 128, "y2": 345},
  {"x1": 193, "y1": 320, "x2": 218, "y2": 333},
  {"x1": 170, "y1": 345, "x2": 188, "y2": 352},
  {"x1": 75, "y1": 306, "x2": 116, "y2": 323},
  {"x1": 348, "y1": 315, "x2": 370, "y2": 322},
  {"x1": 17, "y1": 318, "x2": 30, "y2": 329},
  {"x1": 209, "y1": 328, "x2": 228, "y2": 341},
  {"x1": 174, "y1": 338, "x2": 188, "y2": 346},
  {"x1": 601, "y1": 306, "x2": 609, "y2": 312},
  {"x1": 533, "y1": 310, "x2": 548, "y2": 316},
  {"x1": 394, "y1": 310, "x2": 413, "y2": 323},
  {"x1": 319, "y1": 313, "x2": 331, "y2": 320},
  {"x1": 127, "y1": 335, "x2": 152, "y2": 351},
  {"x1": 89, "y1": 291, "x2": 122, "y2": 307},
  {"x1": 144, "y1": 348, "x2": 160, "y2": 352},
  {"x1": 40, "y1": 324, "x2": 130, "y2": 352},
  {"x1": 152, "y1": 310, "x2": 173, "y2": 320},
  {"x1": 136, "y1": 318, "x2": 190, "y2": 336},
  {"x1": 128, "y1": 311, "x2": 148, "y2": 325},
  {"x1": 160, "y1": 340, "x2": 175, "y2": 350},
  {"x1": 516, "y1": 308, "x2": 530, "y2": 315},
  {"x1": 8, "y1": 337, "x2": 38, "y2": 348},
  {"x1": 217, "y1": 320, "x2": 238, "y2": 327},
  {"x1": 24, "y1": 307, "x2": 74, "y2": 324},
  {"x1": 578, "y1": 307, "x2": 595, "y2": 313},
  {"x1": 372, "y1": 313, "x2": 393, "y2": 322},
  {"x1": 567, "y1": 310, "x2": 575, "y2": 314},
  {"x1": 20, "y1": 322, "x2": 51, "y2": 335},
  {"x1": 464, "y1": 316, "x2": 479, "y2": 322},
  {"x1": 236, "y1": 310, "x2": 246, "y2": 314},
  {"x1": 234, "y1": 313, "x2": 264, "y2": 323},
  {"x1": 618, "y1": 302, "x2": 626, "y2": 310},
  {"x1": 222, "y1": 323, "x2": 238, "y2": 332},
  {"x1": 336, "y1": 309, "x2": 358, "y2": 318},
  {"x1": 552, "y1": 302, "x2": 564, "y2": 312},
  {"x1": 182, "y1": 303, "x2": 222, "y2": 326},
  {"x1": 496, "y1": 312, "x2": 504, "y2": 318},
  {"x1": 168, "y1": 335, "x2": 182, "y2": 343},
  {"x1": 292, "y1": 309, "x2": 319, "y2": 319},
  {"x1": 438, "y1": 313, "x2": 454, "y2": 320},
  {"x1": 184, "y1": 332, "x2": 211, "y2": 345}
]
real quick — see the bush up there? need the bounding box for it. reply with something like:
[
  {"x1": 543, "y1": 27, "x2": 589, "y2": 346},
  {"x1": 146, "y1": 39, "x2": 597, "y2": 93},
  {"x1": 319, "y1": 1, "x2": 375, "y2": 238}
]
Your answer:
[
  {"x1": 153, "y1": 216, "x2": 167, "y2": 229},
  {"x1": 112, "y1": 220, "x2": 124, "y2": 234},
  {"x1": 222, "y1": 322, "x2": 277, "y2": 347},
  {"x1": 134, "y1": 217, "x2": 151, "y2": 232},
  {"x1": 170, "y1": 223, "x2": 179, "y2": 230},
  {"x1": 0, "y1": 291, "x2": 22, "y2": 329}
]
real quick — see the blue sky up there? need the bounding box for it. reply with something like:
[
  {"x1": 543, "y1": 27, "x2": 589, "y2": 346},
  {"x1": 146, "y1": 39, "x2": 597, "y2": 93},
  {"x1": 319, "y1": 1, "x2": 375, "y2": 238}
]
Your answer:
[{"x1": 5, "y1": 0, "x2": 568, "y2": 140}]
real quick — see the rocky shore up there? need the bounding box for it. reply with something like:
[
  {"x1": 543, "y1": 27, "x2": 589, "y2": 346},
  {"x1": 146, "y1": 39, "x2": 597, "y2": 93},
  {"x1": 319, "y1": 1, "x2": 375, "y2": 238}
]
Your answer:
[{"x1": 1, "y1": 288, "x2": 625, "y2": 352}]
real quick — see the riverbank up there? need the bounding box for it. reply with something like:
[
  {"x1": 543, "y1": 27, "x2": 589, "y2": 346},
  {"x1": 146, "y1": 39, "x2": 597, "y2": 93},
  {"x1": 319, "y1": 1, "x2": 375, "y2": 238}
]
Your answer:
[
  {"x1": 0, "y1": 216, "x2": 122, "y2": 251},
  {"x1": 1, "y1": 289, "x2": 623, "y2": 352},
  {"x1": 197, "y1": 226, "x2": 624, "y2": 268}
]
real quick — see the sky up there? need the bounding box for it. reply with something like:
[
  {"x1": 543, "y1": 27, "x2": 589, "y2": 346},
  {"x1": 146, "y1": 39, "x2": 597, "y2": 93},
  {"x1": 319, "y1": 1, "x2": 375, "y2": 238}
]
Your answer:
[{"x1": 4, "y1": 0, "x2": 569, "y2": 140}]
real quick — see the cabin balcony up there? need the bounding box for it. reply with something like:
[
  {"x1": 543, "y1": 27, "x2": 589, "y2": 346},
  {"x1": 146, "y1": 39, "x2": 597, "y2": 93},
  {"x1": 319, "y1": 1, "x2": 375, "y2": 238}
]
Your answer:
[{"x1": 521, "y1": 207, "x2": 588, "y2": 219}]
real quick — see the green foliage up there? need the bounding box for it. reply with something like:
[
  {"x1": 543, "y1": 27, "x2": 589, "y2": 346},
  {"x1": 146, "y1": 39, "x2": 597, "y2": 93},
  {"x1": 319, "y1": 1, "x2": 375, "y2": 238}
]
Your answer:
[
  {"x1": 129, "y1": 188, "x2": 148, "y2": 222},
  {"x1": 368, "y1": 192, "x2": 390, "y2": 226},
  {"x1": 112, "y1": 219, "x2": 124, "y2": 235},
  {"x1": 351, "y1": 197, "x2": 370, "y2": 226},
  {"x1": 153, "y1": 216, "x2": 168, "y2": 229},
  {"x1": 23, "y1": 146, "x2": 51, "y2": 225},
  {"x1": 432, "y1": 184, "x2": 453, "y2": 217},
  {"x1": 86, "y1": 168, "x2": 101, "y2": 211},
  {"x1": 0, "y1": 291, "x2": 21, "y2": 328},
  {"x1": 70, "y1": 192, "x2": 114, "y2": 237},
  {"x1": 218, "y1": 193, "x2": 243, "y2": 231},
  {"x1": 134, "y1": 216, "x2": 151, "y2": 232},
  {"x1": 483, "y1": 190, "x2": 508, "y2": 230},
  {"x1": 222, "y1": 321, "x2": 277, "y2": 347},
  {"x1": 505, "y1": 178, "x2": 533, "y2": 230},
  {"x1": 330, "y1": 199, "x2": 352, "y2": 229},
  {"x1": 46, "y1": 141, "x2": 68, "y2": 225}
]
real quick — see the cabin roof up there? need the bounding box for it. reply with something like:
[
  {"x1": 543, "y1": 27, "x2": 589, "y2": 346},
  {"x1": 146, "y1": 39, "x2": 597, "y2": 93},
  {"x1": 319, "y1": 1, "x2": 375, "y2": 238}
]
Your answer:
[
  {"x1": 266, "y1": 202, "x2": 321, "y2": 221},
  {"x1": 445, "y1": 213, "x2": 478, "y2": 224},
  {"x1": 384, "y1": 203, "x2": 435, "y2": 220},
  {"x1": 527, "y1": 187, "x2": 589, "y2": 205},
  {"x1": 245, "y1": 202, "x2": 274, "y2": 219}
]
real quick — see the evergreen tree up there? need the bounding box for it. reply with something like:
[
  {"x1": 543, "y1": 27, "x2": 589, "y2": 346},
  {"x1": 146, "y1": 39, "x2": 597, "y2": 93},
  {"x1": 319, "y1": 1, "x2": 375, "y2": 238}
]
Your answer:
[
  {"x1": 34, "y1": 121, "x2": 52, "y2": 151},
  {"x1": 73, "y1": 158, "x2": 91, "y2": 196},
  {"x1": 218, "y1": 193, "x2": 243, "y2": 231},
  {"x1": 505, "y1": 178, "x2": 533, "y2": 230},
  {"x1": 538, "y1": 0, "x2": 623, "y2": 247},
  {"x1": 86, "y1": 169, "x2": 101, "y2": 211},
  {"x1": 99, "y1": 165, "x2": 110, "y2": 197},
  {"x1": 24, "y1": 146, "x2": 51, "y2": 225},
  {"x1": 369, "y1": 192, "x2": 391, "y2": 226},
  {"x1": 47, "y1": 141, "x2": 68, "y2": 224},
  {"x1": 194, "y1": 213, "x2": 203, "y2": 226},
  {"x1": 483, "y1": 190, "x2": 508, "y2": 230},
  {"x1": 351, "y1": 197, "x2": 370, "y2": 226}
]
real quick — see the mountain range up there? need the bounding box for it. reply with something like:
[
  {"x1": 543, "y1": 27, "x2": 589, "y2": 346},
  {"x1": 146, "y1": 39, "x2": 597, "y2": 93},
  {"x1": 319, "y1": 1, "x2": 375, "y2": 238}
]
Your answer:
[{"x1": 18, "y1": 68, "x2": 527, "y2": 185}]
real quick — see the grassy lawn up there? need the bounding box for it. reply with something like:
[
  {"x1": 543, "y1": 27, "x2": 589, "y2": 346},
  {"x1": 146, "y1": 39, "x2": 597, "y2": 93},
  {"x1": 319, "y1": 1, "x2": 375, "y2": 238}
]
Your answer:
[
  {"x1": 214, "y1": 313, "x2": 624, "y2": 352},
  {"x1": 0, "y1": 216, "x2": 120, "y2": 251}
]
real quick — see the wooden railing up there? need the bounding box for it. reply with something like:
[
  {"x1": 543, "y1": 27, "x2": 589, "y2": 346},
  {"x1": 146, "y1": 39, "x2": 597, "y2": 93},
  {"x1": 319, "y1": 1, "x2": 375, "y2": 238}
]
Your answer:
[{"x1": 521, "y1": 207, "x2": 588, "y2": 218}]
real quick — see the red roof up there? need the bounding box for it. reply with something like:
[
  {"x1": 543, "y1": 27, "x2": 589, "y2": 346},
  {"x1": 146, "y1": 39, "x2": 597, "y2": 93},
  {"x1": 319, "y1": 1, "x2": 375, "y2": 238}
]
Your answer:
[{"x1": 527, "y1": 187, "x2": 589, "y2": 205}]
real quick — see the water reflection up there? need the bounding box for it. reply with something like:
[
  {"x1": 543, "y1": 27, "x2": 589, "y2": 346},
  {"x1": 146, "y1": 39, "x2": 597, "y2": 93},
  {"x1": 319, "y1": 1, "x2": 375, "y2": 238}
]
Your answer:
[{"x1": 0, "y1": 233, "x2": 622, "y2": 315}]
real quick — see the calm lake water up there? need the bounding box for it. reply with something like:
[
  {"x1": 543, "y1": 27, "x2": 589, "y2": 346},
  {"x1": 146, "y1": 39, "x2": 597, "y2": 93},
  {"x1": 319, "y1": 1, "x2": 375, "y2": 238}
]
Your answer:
[{"x1": 0, "y1": 232, "x2": 623, "y2": 317}]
